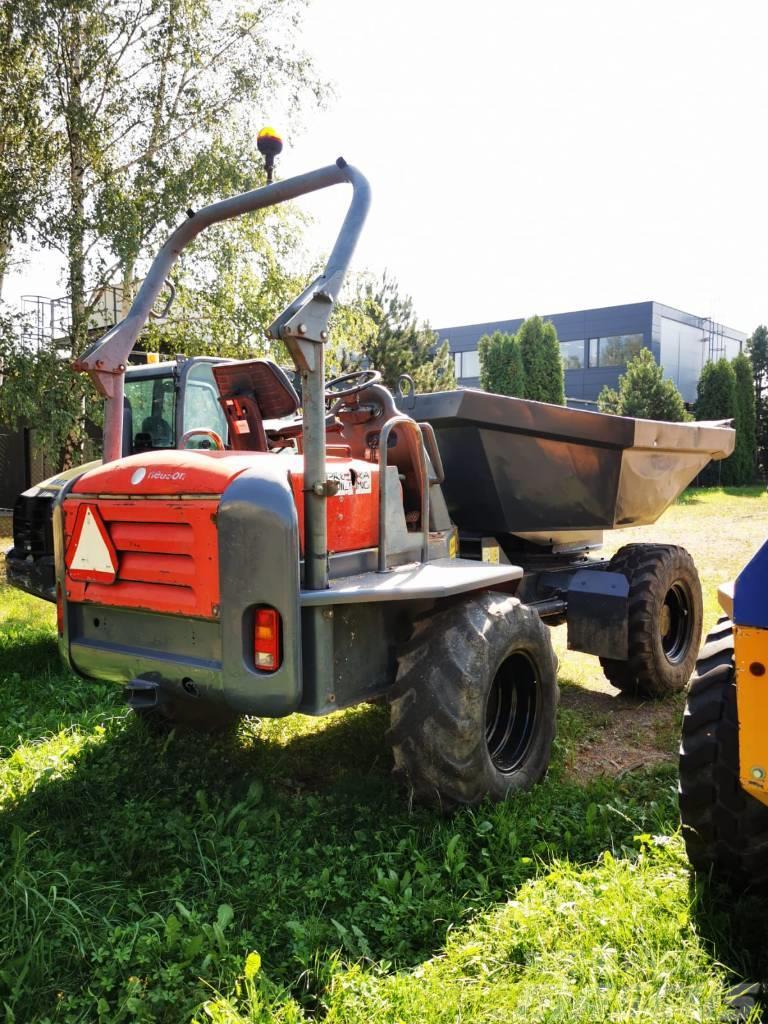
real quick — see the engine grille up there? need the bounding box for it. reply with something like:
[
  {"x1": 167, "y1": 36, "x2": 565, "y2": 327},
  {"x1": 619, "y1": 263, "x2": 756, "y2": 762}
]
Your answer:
[
  {"x1": 63, "y1": 499, "x2": 220, "y2": 619},
  {"x1": 12, "y1": 494, "x2": 54, "y2": 558}
]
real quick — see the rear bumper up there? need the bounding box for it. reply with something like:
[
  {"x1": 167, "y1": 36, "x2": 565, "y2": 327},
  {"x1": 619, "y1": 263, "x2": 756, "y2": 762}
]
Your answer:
[
  {"x1": 5, "y1": 549, "x2": 56, "y2": 602},
  {"x1": 57, "y1": 463, "x2": 305, "y2": 717}
]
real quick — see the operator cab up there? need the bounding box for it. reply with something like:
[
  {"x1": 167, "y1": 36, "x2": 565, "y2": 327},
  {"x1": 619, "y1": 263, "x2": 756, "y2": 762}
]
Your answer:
[
  {"x1": 212, "y1": 360, "x2": 434, "y2": 538},
  {"x1": 124, "y1": 358, "x2": 231, "y2": 455}
]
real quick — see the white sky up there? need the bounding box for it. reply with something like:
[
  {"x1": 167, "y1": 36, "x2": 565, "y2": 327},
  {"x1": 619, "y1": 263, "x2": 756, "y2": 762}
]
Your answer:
[{"x1": 7, "y1": 0, "x2": 768, "y2": 334}]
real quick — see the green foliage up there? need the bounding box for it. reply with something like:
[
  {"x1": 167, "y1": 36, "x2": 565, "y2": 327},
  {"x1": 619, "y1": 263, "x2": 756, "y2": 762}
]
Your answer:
[
  {"x1": 597, "y1": 347, "x2": 689, "y2": 422},
  {"x1": 0, "y1": 309, "x2": 98, "y2": 464},
  {"x1": 340, "y1": 274, "x2": 455, "y2": 393},
  {"x1": 478, "y1": 331, "x2": 526, "y2": 397},
  {"x1": 731, "y1": 353, "x2": 757, "y2": 485},
  {"x1": 0, "y1": 0, "x2": 324, "y2": 466},
  {"x1": 0, "y1": 568, "x2": 751, "y2": 1022},
  {"x1": 142, "y1": 215, "x2": 305, "y2": 362},
  {"x1": 0, "y1": 2, "x2": 51, "y2": 294},
  {"x1": 747, "y1": 324, "x2": 768, "y2": 476},
  {"x1": 695, "y1": 359, "x2": 738, "y2": 485},
  {"x1": 695, "y1": 358, "x2": 737, "y2": 421},
  {"x1": 517, "y1": 315, "x2": 565, "y2": 405}
]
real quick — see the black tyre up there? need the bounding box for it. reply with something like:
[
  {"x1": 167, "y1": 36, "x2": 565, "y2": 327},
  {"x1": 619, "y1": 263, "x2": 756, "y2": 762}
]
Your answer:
[
  {"x1": 679, "y1": 618, "x2": 768, "y2": 887},
  {"x1": 600, "y1": 543, "x2": 702, "y2": 698},
  {"x1": 387, "y1": 592, "x2": 559, "y2": 810}
]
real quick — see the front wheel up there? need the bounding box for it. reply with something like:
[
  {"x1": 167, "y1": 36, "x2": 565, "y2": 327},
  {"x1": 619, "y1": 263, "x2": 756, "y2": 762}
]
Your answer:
[
  {"x1": 600, "y1": 543, "x2": 702, "y2": 698},
  {"x1": 387, "y1": 592, "x2": 559, "y2": 810},
  {"x1": 679, "y1": 618, "x2": 768, "y2": 887}
]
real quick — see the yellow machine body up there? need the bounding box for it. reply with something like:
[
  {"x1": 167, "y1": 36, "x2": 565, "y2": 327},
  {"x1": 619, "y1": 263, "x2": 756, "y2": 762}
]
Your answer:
[
  {"x1": 735, "y1": 625, "x2": 768, "y2": 806},
  {"x1": 722, "y1": 537, "x2": 768, "y2": 807}
]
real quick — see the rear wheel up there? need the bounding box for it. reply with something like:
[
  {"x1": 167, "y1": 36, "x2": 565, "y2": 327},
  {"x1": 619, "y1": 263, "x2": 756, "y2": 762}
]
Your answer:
[
  {"x1": 600, "y1": 543, "x2": 702, "y2": 698},
  {"x1": 387, "y1": 592, "x2": 559, "y2": 810},
  {"x1": 679, "y1": 619, "x2": 768, "y2": 887}
]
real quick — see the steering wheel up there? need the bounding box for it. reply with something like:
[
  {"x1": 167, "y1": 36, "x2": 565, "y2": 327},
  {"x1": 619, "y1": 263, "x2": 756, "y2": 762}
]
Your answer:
[
  {"x1": 324, "y1": 369, "x2": 381, "y2": 401},
  {"x1": 181, "y1": 428, "x2": 225, "y2": 450}
]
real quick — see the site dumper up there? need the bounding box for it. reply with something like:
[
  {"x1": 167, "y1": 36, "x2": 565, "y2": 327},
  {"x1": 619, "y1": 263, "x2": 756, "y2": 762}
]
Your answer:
[
  {"x1": 680, "y1": 538, "x2": 768, "y2": 885},
  {"x1": 55, "y1": 152, "x2": 735, "y2": 809},
  {"x1": 7, "y1": 355, "x2": 234, "y2": 601}
]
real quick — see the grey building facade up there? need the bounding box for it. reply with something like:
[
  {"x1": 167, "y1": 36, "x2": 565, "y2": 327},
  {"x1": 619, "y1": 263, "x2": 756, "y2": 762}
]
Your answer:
[{"x1": 437, "y1": 301, "x2": 747, "y2": 406}]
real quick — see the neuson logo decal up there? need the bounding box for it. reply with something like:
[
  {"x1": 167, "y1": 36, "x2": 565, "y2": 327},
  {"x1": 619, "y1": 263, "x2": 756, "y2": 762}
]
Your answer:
[
  {"x1": 130, "y1": 467, "x2": 186, "y2": 485},
  {"x1": 148, "y1": 470, "x2": 186, "y2": 481}
]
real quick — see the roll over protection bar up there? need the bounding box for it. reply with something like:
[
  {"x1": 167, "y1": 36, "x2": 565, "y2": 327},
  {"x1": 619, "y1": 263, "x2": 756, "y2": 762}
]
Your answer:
[{"x1": 75, "y1": 159, "x2": 371, "y2": 464}]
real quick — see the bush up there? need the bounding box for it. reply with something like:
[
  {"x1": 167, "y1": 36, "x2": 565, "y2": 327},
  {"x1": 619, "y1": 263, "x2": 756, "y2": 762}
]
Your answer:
[
  {"x1": 478, "y1": 331, "x2": 526, "y2": 397},
  {"x1": 695, "y1": 358, "x2": 737, "y2": 484},
  {"x1": 597, "y1": 348, "x2": 688, "y2": 422},
  {"x1": 518, "y1": 316, "x2": 565, "y2": 405},
  {"x1": 731, "y1": 352, "x2": 757, "y2": 484}
]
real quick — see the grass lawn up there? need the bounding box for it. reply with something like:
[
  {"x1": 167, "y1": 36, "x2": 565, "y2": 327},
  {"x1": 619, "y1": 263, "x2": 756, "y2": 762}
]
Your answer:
[{"x1": 1, "y1": 488, "x2": 767, "y2": 1023}]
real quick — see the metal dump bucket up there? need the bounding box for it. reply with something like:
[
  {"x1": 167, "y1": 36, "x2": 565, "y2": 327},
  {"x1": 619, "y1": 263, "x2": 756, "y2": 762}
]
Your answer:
[{"x1": 413, "y1": 389, "x2": 734, "y2": 538}]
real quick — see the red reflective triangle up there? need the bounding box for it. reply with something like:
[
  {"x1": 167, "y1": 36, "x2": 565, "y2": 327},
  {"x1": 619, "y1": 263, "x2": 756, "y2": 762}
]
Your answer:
[{"x1": 65, "y1": 504, "x2": 118, "y2": 583}]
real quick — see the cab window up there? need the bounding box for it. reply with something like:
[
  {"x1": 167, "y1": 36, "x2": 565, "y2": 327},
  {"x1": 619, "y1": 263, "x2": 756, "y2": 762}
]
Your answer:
[
  {"x1": 183, "y1": 362, "x2": 228, "y2": 447},
  {"x1": 125, "y1": 374, "x2": 176, "y2": 451}
]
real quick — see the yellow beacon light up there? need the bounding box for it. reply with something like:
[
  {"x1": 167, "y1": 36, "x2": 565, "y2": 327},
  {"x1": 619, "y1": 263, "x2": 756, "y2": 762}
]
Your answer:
[{"x1": 257, "y1": 127, "x2": 284, "y2": 184}]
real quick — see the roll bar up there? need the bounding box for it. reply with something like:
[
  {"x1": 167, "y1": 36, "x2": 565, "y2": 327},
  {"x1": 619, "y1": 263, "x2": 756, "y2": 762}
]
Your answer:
[{"x1": 76, "y1": 158, "x2": 371, "y2": 464}]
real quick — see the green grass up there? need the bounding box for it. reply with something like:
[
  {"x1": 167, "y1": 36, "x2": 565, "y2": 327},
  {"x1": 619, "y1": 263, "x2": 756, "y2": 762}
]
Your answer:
[{"x1": 1, "y1": 489, "x2": 767, "y2": 1023}]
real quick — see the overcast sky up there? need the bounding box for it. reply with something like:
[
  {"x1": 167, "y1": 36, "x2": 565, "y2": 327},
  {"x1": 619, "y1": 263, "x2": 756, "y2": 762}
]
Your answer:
[{"x1": 7, "y1": 0, "x2": 768, "y2": 335}]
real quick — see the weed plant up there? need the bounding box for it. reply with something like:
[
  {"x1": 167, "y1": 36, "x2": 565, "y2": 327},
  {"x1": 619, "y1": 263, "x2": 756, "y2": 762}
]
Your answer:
[{"x1": 1, "y1": 491, "x2": 767, "y2": 1022}]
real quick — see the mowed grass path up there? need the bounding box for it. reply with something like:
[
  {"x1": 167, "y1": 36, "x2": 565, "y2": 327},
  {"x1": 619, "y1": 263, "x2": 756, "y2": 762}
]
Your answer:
[{"x1": 0, "y1": 489, "x2": 767, "y2": 1023}]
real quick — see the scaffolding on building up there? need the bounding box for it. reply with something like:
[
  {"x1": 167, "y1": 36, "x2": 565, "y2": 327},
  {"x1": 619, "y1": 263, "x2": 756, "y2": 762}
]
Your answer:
[
  {"x1": 700, "y1": 316, "x2": 727, "y2": 363},
  {"x1": 19, "y1": 286, "x2": 124, "y2": 350}
]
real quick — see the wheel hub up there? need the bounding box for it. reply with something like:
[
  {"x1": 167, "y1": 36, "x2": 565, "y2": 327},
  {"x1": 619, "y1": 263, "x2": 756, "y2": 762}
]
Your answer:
[
  {"x1": 660, "y1": 581, "x2": 694, "y2": 664},
  {"x1": 485, "y1": 653, "x2": 538, "y2": 774}
]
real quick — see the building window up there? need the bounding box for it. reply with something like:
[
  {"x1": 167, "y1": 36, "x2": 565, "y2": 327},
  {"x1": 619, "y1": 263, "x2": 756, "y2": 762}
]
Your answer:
[
  {"x1": 454, "y1": 349, "x2": 480, "y2": 378},
  {"x1": 462, "y1": 350, "x2": 480, "y2": 377},
  {"x1": 560, "y1": 340, "x2": 585, "y2": 369},
  {"x1": 588, "y1": 334, "x2": 644, "y2": 368}
]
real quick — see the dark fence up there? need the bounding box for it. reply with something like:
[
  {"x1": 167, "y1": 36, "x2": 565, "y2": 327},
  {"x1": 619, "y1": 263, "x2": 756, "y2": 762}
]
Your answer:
[{"x1": 0, "y1": 426, "x2": 28, "y2": 511}]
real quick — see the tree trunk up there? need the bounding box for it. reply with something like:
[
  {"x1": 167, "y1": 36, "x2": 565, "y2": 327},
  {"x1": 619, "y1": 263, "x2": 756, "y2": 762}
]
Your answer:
[
  {"x1": 120, "y1": 260, "x2": 135, "y2": 318},
  {"x1": 61, "y1": 12, "x2": 88, "y2": 470},
  {"x1": 0, "y1": 229, "x2": 10, "y2": 301}
]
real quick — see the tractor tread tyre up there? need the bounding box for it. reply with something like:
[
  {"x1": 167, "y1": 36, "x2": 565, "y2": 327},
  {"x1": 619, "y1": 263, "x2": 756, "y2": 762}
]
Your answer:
[
  {"x1": 387, "y1": 592, "x2": 559, "y2": 811},
  {"x1": 679, "y1": 619, "x2": 768, "y2": 888},
  {"x1": 599, "y1": 543, "x2": 702, "y2": 698}
]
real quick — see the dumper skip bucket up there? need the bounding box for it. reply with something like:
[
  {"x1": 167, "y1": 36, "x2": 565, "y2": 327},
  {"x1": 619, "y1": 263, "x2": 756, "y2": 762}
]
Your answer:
[{"x1": 413, "y1": 389, "x2": 734, "y2": 539}]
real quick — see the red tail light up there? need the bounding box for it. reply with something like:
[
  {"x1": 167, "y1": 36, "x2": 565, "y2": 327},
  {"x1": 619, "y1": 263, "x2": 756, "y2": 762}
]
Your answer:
[
  {"x1": 253, "y1": 607, "x2": 281, "y2": 671},
  {"x1": 56, "y1": 583, "x2": 64, "y2": 637}
]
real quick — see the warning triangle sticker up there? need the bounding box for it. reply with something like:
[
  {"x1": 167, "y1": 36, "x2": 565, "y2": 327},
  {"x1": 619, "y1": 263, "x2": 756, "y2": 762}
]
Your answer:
[{"x1": 65, "y1": 504, "x2": 118, "y2": 583}]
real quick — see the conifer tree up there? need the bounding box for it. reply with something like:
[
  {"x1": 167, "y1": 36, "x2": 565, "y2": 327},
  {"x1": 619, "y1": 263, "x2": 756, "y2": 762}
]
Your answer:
[
  {"x1": 747, "y1": 325, "x2": 768, "y2": 475},
  {"x1": 354, "y1": 273, "x2": 455, "y2": 393},
  {"x1": 597, "y1": 347, "x2": 688, "y2": 422},
  {"x1": 695, "y1": 358, "x2": 737, "y2": 484},
  {"x1": 478, "y1": 331, "x2": 526, "y2": 397},
  {"x1": 517, "y1": 315, "x2": 564, "y2": 404},
  {"x1": 731, "y1": 352, "x2": 757, "y2": 484}
]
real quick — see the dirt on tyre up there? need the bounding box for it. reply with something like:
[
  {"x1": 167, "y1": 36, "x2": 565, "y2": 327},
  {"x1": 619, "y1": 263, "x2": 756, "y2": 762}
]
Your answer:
[
  {"x1": 387, "y1": 592, "x2": 559, "y2": 811},
  {"x1": 600, "y1": 543, "x2": 702, "y2": 698},
  {"x1": 679, "y1": 618, "x2": 768, "y2": 888}
]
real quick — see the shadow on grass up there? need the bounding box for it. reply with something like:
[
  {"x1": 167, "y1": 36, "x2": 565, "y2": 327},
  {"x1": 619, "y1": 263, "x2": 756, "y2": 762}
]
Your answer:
[
  {"x1": 0, "y1": 631, "x2": 59, "y2": 676},
  {"x1": 679, "y1": 485, "x2": 767, "y2": 504},
  {"x1": 0, "y1": 684, "x2": 684, "y2": 1020},
  {"x1": 692, "y1": 879, "x2": 768, "y2": 1002}
]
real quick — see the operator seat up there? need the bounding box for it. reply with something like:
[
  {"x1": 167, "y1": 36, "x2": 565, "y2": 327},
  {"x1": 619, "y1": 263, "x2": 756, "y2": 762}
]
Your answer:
[
  {"x1": 212, "y1": 359, "x2": 300, "y2": 452},
  {"x1": 141, "y1": 414, "x2": 173, "y2": 448}
]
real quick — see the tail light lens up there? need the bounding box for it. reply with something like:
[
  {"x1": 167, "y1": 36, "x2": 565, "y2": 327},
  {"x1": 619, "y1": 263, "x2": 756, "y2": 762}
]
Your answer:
[
  {"x1": 56, "y1": 583, "x2": 64, "y2": 637},
  {"x1": 253, "y1": 607, "x2": 281, "y2": 671}
]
